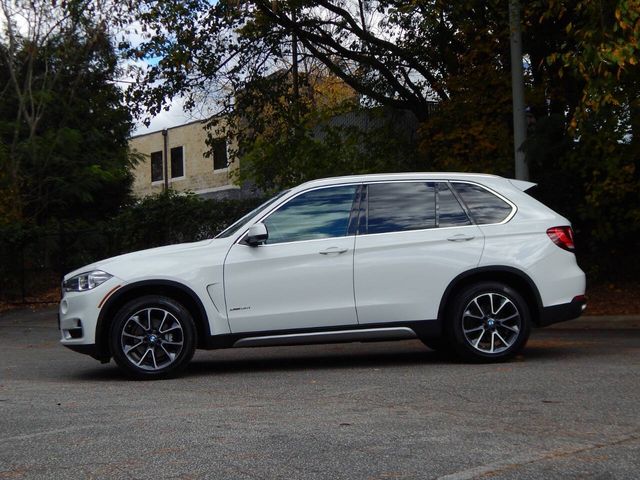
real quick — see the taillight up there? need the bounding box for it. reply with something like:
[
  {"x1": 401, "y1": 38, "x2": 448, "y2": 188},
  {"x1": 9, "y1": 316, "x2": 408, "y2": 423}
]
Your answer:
[{"x1": 547, "y1": 226, "x2": 575, "y2": 252}]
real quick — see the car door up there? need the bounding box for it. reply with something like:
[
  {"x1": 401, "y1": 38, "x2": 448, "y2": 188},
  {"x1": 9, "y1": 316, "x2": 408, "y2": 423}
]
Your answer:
[
  {"x1": 354, "y1": 181, "x2": 485, "y2": 324},
  {"x1": 224, "y1": 184, "x2": 360, "y2": 333}
]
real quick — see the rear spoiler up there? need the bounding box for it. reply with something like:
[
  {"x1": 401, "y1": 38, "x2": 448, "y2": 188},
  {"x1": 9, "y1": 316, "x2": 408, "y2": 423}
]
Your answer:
[{"x1": 508, "y1": 179, "x2": 537, "y2": 192}]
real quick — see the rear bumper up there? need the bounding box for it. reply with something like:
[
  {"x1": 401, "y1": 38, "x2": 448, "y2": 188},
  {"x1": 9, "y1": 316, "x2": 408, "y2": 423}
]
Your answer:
[{"x1": 538, "y1": 296, "x2": 586, "y2": 327}]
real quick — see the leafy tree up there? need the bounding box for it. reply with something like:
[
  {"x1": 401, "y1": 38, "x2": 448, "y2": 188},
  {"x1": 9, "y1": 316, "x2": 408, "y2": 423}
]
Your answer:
[
  {"x1": 0, "y1": 0, "x2": 137, "y2": 224},
  {"x1": 521, "y1": 1, "x2": 639, "y2": 269},
  {"x1": 125, "y1": 1, "x2": 526, "y2": 189},
  {"x1": 227, "y1": 69, "x2": 422, "y2": 191},
  {"x1": 125, "y1": 0, "x2": 457, "y2": 123},
  {"x1": 237, "y1": 105, "x2": 423, "y2": 192},
  {"x1": 418, "y1": 3, "x2": 514, "y2": 175},
  {"x1": 126, "y1": 0, "x2": 639, "y2": 277}
]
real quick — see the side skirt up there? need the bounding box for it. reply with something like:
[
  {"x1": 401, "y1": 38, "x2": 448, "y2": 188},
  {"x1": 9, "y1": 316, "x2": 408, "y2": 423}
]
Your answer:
[{"x1": 202, "y1": 319, "x2": 441, "y2": 350}]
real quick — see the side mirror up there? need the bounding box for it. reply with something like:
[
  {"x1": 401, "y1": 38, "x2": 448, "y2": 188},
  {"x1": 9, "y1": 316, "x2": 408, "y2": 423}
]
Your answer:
[{"x1": 245, "y1": 223, "x2": 268, "y2": 246}]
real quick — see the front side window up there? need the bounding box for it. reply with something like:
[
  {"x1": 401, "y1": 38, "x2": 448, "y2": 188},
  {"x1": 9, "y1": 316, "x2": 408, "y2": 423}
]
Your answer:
[
  {"x1": 170, "y1": 146, "x2": 184, "y2": 178},
  {"x1": 263, "y1": 186, "x2": 357, "y2": 244},
  {"x1": 150, "y1": 151, "x2": 163, "y2": 182},
  {"x1": 365, "y1": 182, "x2": 436, "y2": 234},
  {"x1": 216, "y1": 190, "x2": 290, "y2": 239},
  {"x1": 452, "y1": 182, "x2": 513, "y2": 224}
]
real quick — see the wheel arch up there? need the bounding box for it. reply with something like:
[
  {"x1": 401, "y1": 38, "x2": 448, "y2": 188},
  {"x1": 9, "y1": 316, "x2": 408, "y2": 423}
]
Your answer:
[
  {"x1": 95, "y1": 280, "x2": 211, "y2": 361},
  {"x1": 438, "y1": 267, "x2": 543, "y2": 326}
]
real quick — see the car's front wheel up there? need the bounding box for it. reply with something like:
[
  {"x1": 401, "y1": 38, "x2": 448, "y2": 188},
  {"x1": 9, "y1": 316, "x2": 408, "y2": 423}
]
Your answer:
[
  {"x1": 109, "y1": 295, "x2": 196, "y2": 379},
  {"x1": 448, "y1": 282, "x2": 531, "y2": 362}
]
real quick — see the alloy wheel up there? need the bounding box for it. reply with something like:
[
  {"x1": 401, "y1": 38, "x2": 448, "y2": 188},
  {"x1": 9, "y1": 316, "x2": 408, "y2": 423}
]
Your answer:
[
  {"x1": 461, "y1": 293, "x2": 522, "y2": 354},
  {"x1": 120, "y1": 308, "x2": 184, "y2": 371}
]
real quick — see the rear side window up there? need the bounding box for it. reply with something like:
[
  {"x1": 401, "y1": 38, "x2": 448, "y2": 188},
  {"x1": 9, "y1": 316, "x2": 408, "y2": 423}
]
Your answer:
[
  {"x1": 437, "y1": 183, "x2": 471, "y2": 227},
  {"x1": 366, "y1": 182, "x2": 436, "y2": 234},
  {"x1": 452, "y1": 182, "x2": 513, "y2": 224}
]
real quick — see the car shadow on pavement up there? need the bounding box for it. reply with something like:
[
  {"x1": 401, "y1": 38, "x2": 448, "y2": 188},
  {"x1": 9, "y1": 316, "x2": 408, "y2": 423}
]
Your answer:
[
  {"x1": 67, "y1": 335, "x2": 617, "y2": 381},
  {"x1": 69, "y1": 347, "x2": 450, "y2": 381},
  {"x1": 185, "y1": 349, "x2": 447, "y2": 377}
]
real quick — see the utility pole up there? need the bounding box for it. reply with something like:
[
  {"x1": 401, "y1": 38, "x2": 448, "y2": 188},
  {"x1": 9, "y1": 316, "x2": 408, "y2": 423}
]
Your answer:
[
  {"x1": 162, "y1": 128, "x2": 169, "y2": 191},
  {"x1": 291, "y1": 9, "x2": 300, "y2": 125},
  {"x1": 509, "y1": 0, "x2": 529, "y2": 180}
]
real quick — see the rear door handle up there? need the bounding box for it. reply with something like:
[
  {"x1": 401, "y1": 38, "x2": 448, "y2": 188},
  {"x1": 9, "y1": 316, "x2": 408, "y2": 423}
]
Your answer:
[
  {"x1": 447, "y1": 234, "x2": 475, "y2": 242},
  {"x1": 319, "y1": 247, "x2": 348, "y2": 255}
]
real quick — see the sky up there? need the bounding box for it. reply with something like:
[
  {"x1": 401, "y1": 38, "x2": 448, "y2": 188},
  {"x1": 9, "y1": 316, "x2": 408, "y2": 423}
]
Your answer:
[
  {"x1": 131, "y1": 96, "x2": 198, "y2": 135},
  {"x1": 117, "y1": 20, "x2": 204, "y2": 136}
]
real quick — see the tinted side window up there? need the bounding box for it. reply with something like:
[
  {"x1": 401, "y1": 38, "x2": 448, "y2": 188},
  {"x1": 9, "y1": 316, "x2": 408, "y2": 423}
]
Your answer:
[
  {"x1": 366, "y1": 182, "x2": 436, "y2": 234},
  {"x1": 437, "y1": 183, "x2": 471, "y2": 227},
  {"x1": 264, "y1": 186, "x2": 357, "y2": 244},
  {"x1": 452, "y1": 182, "x2": 513, "y2": 224}
]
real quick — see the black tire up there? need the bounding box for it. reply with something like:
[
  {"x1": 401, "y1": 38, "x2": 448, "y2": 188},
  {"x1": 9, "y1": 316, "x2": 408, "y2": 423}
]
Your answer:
[
  {"x1": 109, "y1": 295, "x2": 196, "y2": 379},
  {"x1": 446, "y1": 282, "x2": 531, "y2": 362}
]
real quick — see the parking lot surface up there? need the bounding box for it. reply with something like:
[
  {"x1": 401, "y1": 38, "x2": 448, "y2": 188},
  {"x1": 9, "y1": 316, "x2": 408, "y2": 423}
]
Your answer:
[{"x1": 0, "y1": 308, "x2": 638, "y2": 479}]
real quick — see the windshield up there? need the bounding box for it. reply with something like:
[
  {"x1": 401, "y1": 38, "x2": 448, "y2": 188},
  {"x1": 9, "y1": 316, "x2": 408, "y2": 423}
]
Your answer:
[{"x1": 215, "y1": 189, "x2": 290, "y2": 238}]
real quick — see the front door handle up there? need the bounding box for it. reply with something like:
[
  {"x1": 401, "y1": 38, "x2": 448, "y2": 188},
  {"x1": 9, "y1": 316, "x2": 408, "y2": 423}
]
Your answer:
[
  {"x1": 447, "y1": 234, "x2": 475, "y2": 242},
  {"x1": 319, "y1": 247, "x2": 348, "y2": 255}
]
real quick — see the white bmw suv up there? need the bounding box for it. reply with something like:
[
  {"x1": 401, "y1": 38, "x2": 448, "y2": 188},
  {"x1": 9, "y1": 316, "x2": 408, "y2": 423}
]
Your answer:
[{"x1": 59, "y1": 173, "x2": 586, "y2": 378}]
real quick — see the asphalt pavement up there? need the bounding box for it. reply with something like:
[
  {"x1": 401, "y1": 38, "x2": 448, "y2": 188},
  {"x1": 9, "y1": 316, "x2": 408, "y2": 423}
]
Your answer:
[{"x1": 0, "y1": 307, "x2": 638, "y2": 479}]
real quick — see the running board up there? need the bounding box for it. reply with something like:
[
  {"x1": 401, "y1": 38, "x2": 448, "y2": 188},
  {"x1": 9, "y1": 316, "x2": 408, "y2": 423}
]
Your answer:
[{"x1": 232, "y1": 327, "x2": 418, "y2": 348}]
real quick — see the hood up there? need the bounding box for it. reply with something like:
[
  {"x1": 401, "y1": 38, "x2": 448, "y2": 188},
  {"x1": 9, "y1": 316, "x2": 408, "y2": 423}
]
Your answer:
[{"x1": 63, "y1": 238, "x2": 228, "y2": 281}]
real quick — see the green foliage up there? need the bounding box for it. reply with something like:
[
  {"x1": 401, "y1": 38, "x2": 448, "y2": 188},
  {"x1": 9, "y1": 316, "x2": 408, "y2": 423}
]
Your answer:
[
  {"x1": 123, "y1": 0, "x2": 639, "y2": 280},
  {"x1": 0, "y1": 193, "x2": 265, "y2": 301},
  {"x1": 419, "y1": 67, "x2": 514, "y2": 176},
  {"x1": 124, "y1": 0, "x2": 462, "y2": 124},
  {"x1": 0, "y1": 4, "x2": 136, "y2": 224},
  {"x1": 537, "y1": 0, "x2": 640, "y2": 128},
  {"x1": 237, "y1": 105, "x2": 423, "y2": 192},
  {"x1": 519, "y1": 0, "x2": 640, "y2": 272},
  {"x1": 107, "y1": 190, "x2": 265, "y2": 250}
]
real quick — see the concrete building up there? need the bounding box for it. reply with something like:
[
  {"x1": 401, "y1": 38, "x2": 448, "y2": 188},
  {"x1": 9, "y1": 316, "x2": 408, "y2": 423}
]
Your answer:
[{"x1": 129, "y1": 119, "x2": 248, "y2": 200}]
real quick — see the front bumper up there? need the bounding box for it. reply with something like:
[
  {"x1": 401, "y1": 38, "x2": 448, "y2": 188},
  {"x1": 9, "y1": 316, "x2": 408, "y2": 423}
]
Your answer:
[
  {"x1": 59, "y1": 276, "x2": 122, "y2": 348},
  {"x1": 538, "y1": 295, "x2": 587, "y2": 327}
]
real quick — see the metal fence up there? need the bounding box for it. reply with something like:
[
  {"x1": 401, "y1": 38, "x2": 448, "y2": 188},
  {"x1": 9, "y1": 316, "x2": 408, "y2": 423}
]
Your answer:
[{"x1": 0, "y1": 227, "x2": 118, "y2": 304}]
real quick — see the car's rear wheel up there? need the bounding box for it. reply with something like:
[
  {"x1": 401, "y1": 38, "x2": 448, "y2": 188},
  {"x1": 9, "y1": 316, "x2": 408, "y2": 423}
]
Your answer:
[
  {"x1": 109, "y1": 295, "x2": 196, "y2": 379},
  {"x1": 447, "y1": 282, "x2": 531, "y2": 362}
]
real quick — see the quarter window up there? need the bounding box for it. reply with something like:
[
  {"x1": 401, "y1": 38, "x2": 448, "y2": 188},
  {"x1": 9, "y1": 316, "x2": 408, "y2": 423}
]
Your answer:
[
  {"x1": 452, "y1": 182, "x2": 513, "y2": 224},
  {"x1": 263, "y1": 186, "x2": 357, "y2": 244},
  {"x1": 150, "y1": 151, "x2": 163, "y2": 182},
  {"x1": 366, "y1": 182, "x2": 436, "y2": 234}
]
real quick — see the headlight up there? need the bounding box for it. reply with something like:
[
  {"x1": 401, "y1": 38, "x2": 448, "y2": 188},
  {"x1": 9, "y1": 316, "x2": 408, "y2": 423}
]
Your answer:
[{"x1": 63, "y1": 270, "x2": 112, "y2": 292}]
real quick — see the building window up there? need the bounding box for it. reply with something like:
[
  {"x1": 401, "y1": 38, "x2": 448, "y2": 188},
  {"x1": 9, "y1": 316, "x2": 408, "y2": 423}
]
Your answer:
[
  {"x1": 150, "y1": 151, "x2": 163, "y2": 182},
  {"x1": 212, "y1": 138, "x2": 228, "y2": 170},
  {"x1": 170, "y1": 146, "x2": 184, "y2": 178}
]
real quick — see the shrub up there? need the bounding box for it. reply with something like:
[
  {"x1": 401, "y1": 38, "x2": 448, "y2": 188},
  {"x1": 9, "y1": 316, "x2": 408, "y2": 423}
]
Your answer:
[{"x1": 0, "y1": 192, "x2": 265, "y2": 301}]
